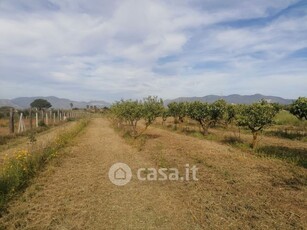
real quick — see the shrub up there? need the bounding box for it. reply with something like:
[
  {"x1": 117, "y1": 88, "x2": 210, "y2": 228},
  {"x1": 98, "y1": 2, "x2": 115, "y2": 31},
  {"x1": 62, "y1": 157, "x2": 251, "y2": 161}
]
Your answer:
[
  {"x1": 38, "y1": 120, "x2": 47, "y2": 127},
  {"x1": 290, "y1": 97, "x2": 307, "y2": 120}
]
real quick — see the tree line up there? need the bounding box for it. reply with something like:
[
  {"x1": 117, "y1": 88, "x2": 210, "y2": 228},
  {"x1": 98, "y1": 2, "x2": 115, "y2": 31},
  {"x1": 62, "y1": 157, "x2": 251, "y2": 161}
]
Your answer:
[{"x1": 110, "y1": 96, "x2": 307, "y2": 148}]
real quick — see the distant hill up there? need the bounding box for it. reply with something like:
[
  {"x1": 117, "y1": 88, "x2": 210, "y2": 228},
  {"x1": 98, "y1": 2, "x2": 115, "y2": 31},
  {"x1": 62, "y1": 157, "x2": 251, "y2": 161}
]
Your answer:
[
  {"x1": 0, "y1": 96, "x2": 110, "y2": 109},
  {"x1": 0, "y1": 94, "x2": 295, "y2": 109},
  {"x1": 0, "y1": 99, "x2": 22, "y2": 109},
  {"x1": 164, "y1": 94, "x2": 294, "y2": 105}
]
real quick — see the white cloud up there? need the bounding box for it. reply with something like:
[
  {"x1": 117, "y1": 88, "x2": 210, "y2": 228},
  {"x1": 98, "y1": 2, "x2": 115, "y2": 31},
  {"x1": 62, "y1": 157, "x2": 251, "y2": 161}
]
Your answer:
[{"x1": 0, "y1": 0, "x2": 306, "y2": 101}]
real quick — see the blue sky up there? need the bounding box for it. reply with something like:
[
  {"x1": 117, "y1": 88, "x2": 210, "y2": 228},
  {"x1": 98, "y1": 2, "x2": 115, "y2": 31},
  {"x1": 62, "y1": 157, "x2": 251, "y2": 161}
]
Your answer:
[{"x1": 0, "y1": 0, "x2": 306, "y2": 102}]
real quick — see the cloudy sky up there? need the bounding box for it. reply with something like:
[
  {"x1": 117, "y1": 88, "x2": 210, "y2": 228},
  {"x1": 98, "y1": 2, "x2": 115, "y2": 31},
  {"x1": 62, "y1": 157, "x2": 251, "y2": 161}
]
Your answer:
[{"x1": 0, "y1": 0, "x2": 306, "y2": 102}]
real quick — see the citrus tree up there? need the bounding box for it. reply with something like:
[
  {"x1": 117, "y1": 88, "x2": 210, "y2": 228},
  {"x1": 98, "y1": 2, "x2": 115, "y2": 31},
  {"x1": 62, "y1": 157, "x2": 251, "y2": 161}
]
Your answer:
[
  {"x1": 224, "y1": 104, "x2": 237, "y2": 127},
  {"x1": 110, "y1": 96, "x2": 163, "y2": 137},
  {"x1": 290, "y1": 97, "x2": 307, "y2": 120},
  {"x1": 167, "y1": 102, "x2": 187, "y2": 125},
  {"x1": 186, "y1": 101, "x2": 212, "y2": 135},
  {"x1": 210, "y1": 99, "x2": 227, "y2": 126},
  {"x1": 142, "y1": 96, "x2": 164, "y2": 128},
  {"x1": 161, "y1": 107, "x2": 170, "y2": 125},
  {"x1": 237, "y1": 101, "x2": 279, "y2": 148},
  {"x1": 111, "y1": 99, "x2": 143, "y2": 135}
]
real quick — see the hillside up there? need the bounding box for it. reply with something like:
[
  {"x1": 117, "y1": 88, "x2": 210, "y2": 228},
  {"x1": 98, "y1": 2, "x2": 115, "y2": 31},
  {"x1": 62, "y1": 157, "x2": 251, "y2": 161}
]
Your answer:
[
  {"x1": 0, "y1": 94, "x2": 295, "y2": 109},
  {"x1": 0, "y1": 96, "x2": 110, "y2": 109},
  {"x1": 164, "y1": 94, "x2": 293, "y2": 105}
]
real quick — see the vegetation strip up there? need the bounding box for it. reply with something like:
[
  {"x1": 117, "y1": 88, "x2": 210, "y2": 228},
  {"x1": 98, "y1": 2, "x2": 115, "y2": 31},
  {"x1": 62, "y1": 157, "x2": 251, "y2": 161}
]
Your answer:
[
  {"x1": 109, "y1": 96, "x2": 306, "y2": 167},
  {"x1": 0, "y1": 119, "x2": 89, "y2": 212}
]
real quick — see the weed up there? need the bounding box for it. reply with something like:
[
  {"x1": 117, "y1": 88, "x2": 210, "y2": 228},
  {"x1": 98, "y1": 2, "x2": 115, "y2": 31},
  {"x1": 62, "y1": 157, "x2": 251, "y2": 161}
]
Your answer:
[
  {"x1": 38, "y1": 121, "x2": 47, "y2": 127},
  {"x1": 0, "y1": 119, "x2": 89, "y2": 212},
  {"x1": 265, "y1": 130, "x2": 306, "y2": 141},
  {"x1": 256, "y1": 146, "x2": 307, "y2": 168}
]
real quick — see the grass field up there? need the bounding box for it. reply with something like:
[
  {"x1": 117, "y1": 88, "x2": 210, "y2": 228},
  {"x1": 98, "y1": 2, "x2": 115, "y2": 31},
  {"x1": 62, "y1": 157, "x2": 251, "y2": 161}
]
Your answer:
[{"x1": 153, "y1": 112, "x2": 307, "y2": 169}]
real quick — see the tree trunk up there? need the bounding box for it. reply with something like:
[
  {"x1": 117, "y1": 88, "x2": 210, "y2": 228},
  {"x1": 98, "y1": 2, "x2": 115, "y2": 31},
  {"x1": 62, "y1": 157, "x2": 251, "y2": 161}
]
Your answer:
[
  {"x1": 252, "y1": 131, "x2": 258, "y2": 149},
  {"x1": 201, "y1": 123, "x2": 209, "y2": 135}
]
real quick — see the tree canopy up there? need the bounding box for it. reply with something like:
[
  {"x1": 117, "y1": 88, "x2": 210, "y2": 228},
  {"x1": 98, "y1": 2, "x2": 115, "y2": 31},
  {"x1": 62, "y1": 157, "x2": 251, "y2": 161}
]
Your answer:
[
  {"x1": 111, "y1": 96, "x2": 164, "y2": 137},
  {"x1": 30, "y1": 99, "x2": 52, "y2": 110},
  {"x1": 290, "y1": 97, "x2": 307, "y2": 120},
  {"x1": 237, "y1": 100, "x2": 279, "y2": 148}
]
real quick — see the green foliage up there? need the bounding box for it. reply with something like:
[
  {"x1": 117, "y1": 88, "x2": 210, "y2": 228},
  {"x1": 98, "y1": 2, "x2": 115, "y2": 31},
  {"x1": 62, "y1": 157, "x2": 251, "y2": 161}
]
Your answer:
[
  {"x1": 66, "y1": 117, "x2": 76, "y2": 122},
  {"x1": 0, "y1": 106, "x2": 13, "y2": 118},
  {"x1": 186, "y1": 100, "x2": 228, "y2": 134},
  {"x1": 237, "y1": 101, "x2": 279, "y2": 148},
  {"x1": 225, "y1": 104, "x2": 237, "y2": 126},
  {"x1": 142, "y1": 96, "x2": 164, "y2": 127},
  {"x1": 111, "y1": 96, "x2": 164, "y2": 137},
  {"x1": 186, "y1": 101, "x2": 212, "y2": 135},
  {"x1": 237, "y1": 102, "x2": 279, "y2": 132},
  {"x1": 161, "y1": 107, "x2": 170, "y2": 124},
  {"x1": 256, "y1": 146, "x2": 307, "y2": 168},
  {"x1": 274, "y1": 110, "x2": 301, "y2": 125},
  {"x1": 210, "y1": 99, "x2": 227, "y2": 126},
  {"x1": 28, "y1": 132, "x2": 37, "y2": 144},
  {"x1": 167, "y1": 102, "x2": 187, "y2": 123},
  {"x1": 111, "y1": 99, "x2": 143, "y2": 134},
  {"x1": 30, "y1": 99, "x2": 52, "y2": 110},
  {"x1": 290, "y1": 97, "x2": 307, "y2": 120},
  {"x1": 38, "y1": 120, "x2": 47, "y2": 127}
]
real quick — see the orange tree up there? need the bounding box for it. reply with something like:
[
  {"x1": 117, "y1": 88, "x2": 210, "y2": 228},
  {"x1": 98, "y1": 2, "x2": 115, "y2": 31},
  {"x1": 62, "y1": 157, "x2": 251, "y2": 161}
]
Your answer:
[
  {"x1": 237, "y1": 100, "x2": 279, "y2": 148},
  {"x1": 167, "y1": 102, "x2": 187, "y2": 126},
  {"x1": 186, "y1": 101, "x2": 212, "y2": 135},
  {"x1": 111, "y1": 96, "x2": 163, "y2": 137},
  {"x1": 186, "y1": 100, "x2": 228, "y2": 135}
]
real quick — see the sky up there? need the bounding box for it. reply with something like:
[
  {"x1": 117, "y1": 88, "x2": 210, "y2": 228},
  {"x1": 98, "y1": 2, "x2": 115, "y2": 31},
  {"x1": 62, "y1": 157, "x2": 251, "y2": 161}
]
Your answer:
[{"x1": 0, "y1": 0, "x2": 306, "y2": 102}]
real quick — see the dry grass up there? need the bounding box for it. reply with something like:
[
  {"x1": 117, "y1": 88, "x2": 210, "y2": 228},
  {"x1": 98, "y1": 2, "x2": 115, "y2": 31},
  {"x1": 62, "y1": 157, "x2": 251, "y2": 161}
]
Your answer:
[
  {"x1": 0, "y1": 121, "x2": 78, "y2": 163},
  {"x1": 142, "y1": 125, "x2": 307, "y2": 229},
  {"x1": 155, "y1": 118, "x2": 307, "y2": 168},
  {"x1": 0, "y1": 119, "x2": 89, "y2": 212},
  {"x1": 0, "y1": 118, "x2": 195, "y2": 229},
  {"x1": 0, "y1": 118, "x2": 306, "y2": 229}
]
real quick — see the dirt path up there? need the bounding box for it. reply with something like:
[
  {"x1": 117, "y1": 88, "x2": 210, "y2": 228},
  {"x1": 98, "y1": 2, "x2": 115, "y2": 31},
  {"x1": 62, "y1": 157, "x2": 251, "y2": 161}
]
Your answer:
[
  {"x1": 0, "y1": 118, "x2": 306, "y2": 229},
  {"x1": 0, "y1": 118, "x2": 197, "y2": 229}
]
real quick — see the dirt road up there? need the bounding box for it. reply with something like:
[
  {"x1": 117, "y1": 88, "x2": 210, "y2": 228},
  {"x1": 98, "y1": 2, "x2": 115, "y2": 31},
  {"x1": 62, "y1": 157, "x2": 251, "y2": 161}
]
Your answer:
[
  {"x1": 0, "y1": 119, "x2": 197, "y2": 229},
  {"x1": 0, "y1": 118, "x2": 306, "y2": 229}
]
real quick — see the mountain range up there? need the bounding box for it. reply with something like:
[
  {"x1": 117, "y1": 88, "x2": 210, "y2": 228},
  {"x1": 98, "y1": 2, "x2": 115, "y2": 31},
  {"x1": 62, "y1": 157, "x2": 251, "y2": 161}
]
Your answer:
[
  {"x1": 164, "y1": 94, "x2": 294, "y2": 105},
  {"x1": 0, "y1": 96, "x2": 110, "y2": 109},
  {"x1": 0, "y1": 94, "x2": 294, "y2": 109}
]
